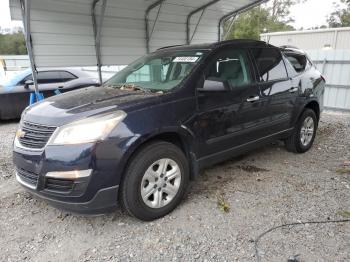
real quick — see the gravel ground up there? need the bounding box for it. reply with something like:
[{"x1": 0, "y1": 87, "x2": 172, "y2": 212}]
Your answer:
[{"x1": 0, "y1": 113, "x2": 349, "y2": 262}]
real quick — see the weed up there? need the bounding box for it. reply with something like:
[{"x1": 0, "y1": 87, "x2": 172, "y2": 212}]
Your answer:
[
  {"x1": 338, "y1": 210, "x2": 350, "y2": 218},
  {"x1": 217, "y1": 193, "x2": 230, "y2": 213}
]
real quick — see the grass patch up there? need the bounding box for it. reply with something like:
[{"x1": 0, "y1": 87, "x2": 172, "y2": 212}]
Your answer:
[
  {"x1": 336, "y1": 167, "x2": 350, "y2": 175},
  {"x1": 217, "y1": 194, "x2": 230, "y2": 213},
  {"x1": 338, "y1": 210, "x2": 350, "y2": 218}
]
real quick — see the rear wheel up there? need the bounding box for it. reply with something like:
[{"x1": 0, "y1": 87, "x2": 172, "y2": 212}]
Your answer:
[
  {"x1": 285, "y1": 108, "x2": 318, "y2": 153},
  {"x1": 120, "y1": 141, "x2": 189, "y2": 221}
]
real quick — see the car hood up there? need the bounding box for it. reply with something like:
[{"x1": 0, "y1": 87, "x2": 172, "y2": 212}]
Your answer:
[{"x1": 23, "y1": 86, "x2": 161, "y2": 126}]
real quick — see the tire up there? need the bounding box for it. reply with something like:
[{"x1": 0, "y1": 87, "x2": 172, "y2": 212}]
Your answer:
[
  {"x1": 120, "y1": 141, "x2": 189, "y2": 221},
  {"x1": 285, "y1": 108, "x2": 318, "y2": 153}
]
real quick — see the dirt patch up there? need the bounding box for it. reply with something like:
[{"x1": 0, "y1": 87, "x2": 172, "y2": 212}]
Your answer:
[{"x1": 237, "y1": 164, "x2": 269, "y2": 173}]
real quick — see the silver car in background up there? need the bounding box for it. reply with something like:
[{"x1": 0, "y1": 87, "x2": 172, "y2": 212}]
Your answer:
[{"x1": 0, "y1": 68, "x2": 99, "y2": 120}]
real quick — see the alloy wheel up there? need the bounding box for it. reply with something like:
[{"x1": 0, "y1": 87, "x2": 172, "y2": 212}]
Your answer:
[
  {"x1": 140, "y1": 158, "x2": 181, "y2": 208},
  {"x1": 300, "y1": 116, "x2": 315, "y2": 146}
]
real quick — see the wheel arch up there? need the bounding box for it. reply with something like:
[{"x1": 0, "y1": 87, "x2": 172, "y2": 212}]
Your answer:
[
  {"x1": 304, "y1": 100, "x2": 320, "y2": 121},
  {"x1": 119, "y1": 128, "x2": 198, "y2": 185}
]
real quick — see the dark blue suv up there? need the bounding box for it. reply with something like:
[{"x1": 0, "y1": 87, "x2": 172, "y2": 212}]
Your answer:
[{"x1": 13, "y1": 40, "x2": 325, "y2": 221}]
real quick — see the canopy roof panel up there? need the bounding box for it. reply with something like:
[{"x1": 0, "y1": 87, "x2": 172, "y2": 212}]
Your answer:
[{"x1": 10, "y1": 0, "x2": 266, "y2": 68}]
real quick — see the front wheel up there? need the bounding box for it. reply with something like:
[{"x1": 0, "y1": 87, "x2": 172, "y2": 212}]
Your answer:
[
  {"x1": 120, "y1": 141, "x2": 189, "y2": 221},
  {"x1": 285, "y1": 109, "x2": 318, "y2": 153}
]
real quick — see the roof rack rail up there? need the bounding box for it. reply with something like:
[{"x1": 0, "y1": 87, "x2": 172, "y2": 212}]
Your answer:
[
  {"x1": 157, "y1": 44, "x2": 186, "y2": 50},
  {"x1": 280, "y1": 45, "x2": 306, "y2": 54},
  {"x1": 280, "y1": 45, "x2": 301, "y2": 50}
]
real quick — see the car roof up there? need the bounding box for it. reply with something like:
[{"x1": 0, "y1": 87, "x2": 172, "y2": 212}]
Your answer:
[
  {"x1": 35, "y1": 67, "x2": 91, "y2": 78},
  {"x1": 155, "y1": 39, "x2": 276, "y2": 53}
]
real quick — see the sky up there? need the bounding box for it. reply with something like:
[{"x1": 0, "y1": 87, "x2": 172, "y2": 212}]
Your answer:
[
  {"x1": 289, "y1": 0, "x2": 344, "y2": 29},
  {"x1": 0, "y1": 0, "x2": 345, "y2": 30}
]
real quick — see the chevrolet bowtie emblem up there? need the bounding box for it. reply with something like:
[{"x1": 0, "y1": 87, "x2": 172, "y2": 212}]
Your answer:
[{"x1": 16, "y1": 129, "x2": 26, "y2": 138}]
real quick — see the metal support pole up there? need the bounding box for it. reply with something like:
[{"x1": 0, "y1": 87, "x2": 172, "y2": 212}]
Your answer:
[
  {"x1": 218, "y1": 0, "x2": 267, "y2": 41},
  {"x1": 222, "y1": 14, "x2": 236, "y2": 40},
  {"x1": 145, "y1": 0, "x2": 166, "y2": 54},
  {"x1": 186, "y1": 0, "x2": 220, "y2": 45},
  {"x1": 91, "y1": 0, "x2": 107, "y2": 85},
  {"x1": 20, "y1": 0, "x2": 39, "y2": 96}
]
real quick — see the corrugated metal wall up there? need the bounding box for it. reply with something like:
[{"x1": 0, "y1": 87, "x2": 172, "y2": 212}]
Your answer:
[
  {"x1": 260, "y1": 27, "x2": 350, "y2": 50},
  {"x1": 261, "y1": 28, "x2": 350, "y2": 112},
  {"x1": 308, "y1": 50, "x2": 350, "y2": 112},
  {"x1": 10, "y1": 0, "x2": 261, "y2": 67}
]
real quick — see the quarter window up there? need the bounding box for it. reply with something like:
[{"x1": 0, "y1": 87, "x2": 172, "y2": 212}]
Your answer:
[
  {"x1": 205, "y1": 49, "x2": 252, "y2": 88},
  {"x1": 252, "y1": 48, "x2": 288, "y2": 82},
  {"x1": 59, "y1": 71, "x2": 77, "y2": 82}
]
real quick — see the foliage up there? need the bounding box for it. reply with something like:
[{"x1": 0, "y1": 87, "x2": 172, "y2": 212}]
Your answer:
[
  {"x1": 224, "y1": 0, "x2": 306, "y2": 40},
  {"x1": 217, "y1": 193, "x2": 230, "y2": 213},
  {"x1": 328, "y1": 0, "x2": 350, "y2": 28},
  {"x1": 0, "y1": 32, "x2": 27, "y2": 55}
]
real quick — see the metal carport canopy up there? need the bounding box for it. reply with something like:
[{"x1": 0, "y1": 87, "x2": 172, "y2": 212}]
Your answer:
[{"x1": 10, "y1": 0, "x2": 266, "y2": 87}]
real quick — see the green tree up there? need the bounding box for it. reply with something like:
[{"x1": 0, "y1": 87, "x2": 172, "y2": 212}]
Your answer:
[
  {"x1": 0, "y1": 32, "x2": 27, "y2": 55},
  {"x1": 224, "y1": 0, "x2": 306, "y2": 40},
  {"x1": 328, "y1": 0, "x2": 350, "y2": 28}
]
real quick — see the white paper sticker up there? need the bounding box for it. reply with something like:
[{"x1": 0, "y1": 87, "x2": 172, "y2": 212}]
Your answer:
[{"x1": 173, "y1": 56, "x2": 199, "y2": 63}]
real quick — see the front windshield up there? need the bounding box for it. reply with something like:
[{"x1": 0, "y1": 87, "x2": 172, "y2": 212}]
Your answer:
[{"x1": 104, "y1": 50, "x2": 207, "y2": 92}]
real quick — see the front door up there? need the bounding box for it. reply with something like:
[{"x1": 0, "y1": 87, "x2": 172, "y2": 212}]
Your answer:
[{"x1": 188, "y1": 48, "x2": 264, "y2": 160}]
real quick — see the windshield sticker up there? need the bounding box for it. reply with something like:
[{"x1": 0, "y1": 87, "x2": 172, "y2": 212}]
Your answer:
[{"x1": 173, "y1": 56, "x2": 199, "y2": 63}]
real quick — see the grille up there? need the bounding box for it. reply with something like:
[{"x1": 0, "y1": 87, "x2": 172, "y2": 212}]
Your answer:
[
  {"x1": 16, "y1": 168, "x2": 39, "y2": 187},
  {"x1": 45, "y1": 178, "x2": 74, "y2": 192},
  {"x1": 18, "y1": 121, "x2": 56, "y2": 149}
]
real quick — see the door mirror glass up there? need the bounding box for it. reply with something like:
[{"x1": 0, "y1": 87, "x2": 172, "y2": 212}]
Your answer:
[
  {"x1": 198, "y1": 78, "x2": 229, "y2": 92},
  {"x1": 24, "y1": 79, "x2": 34, "y2": 89}
]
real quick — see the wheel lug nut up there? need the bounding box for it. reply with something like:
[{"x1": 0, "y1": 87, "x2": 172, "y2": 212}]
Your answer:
[
  {"x1": 164, "y1": 177, "x2": 168, "y2": 181},
  {"x1": 160, "y1": 174, "x2": 164, "y2": 178},
  {"x1": 154, "y1": 184, "x2": 157, "y2": 188},
  {"x1": 163, "y1": 184, "x2": 166, "y2": 187},
  {"x1": 158, "y1": 188, "x2": 161, "y2": 191},
  {"x1": 155, "y1": 178, "x2": 158, "y2": 182}
]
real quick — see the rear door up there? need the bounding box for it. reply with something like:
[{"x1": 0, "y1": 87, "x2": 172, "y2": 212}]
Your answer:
[{"x1": 250, "y1": 47, "x2": 298, "y2": 134}]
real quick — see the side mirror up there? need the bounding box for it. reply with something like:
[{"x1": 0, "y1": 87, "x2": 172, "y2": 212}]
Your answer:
[
  {"x1": 198, "y1": 79, "x2": 229, "y2": 92},
  {"x1": 24, "y1": 80, "x2": 34, "y2": 89}
]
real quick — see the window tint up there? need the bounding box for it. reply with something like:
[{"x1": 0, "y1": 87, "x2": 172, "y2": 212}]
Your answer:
[
  {"x1": 24, "y1": 71, "x2": 62, "y2": 84},
  {"x1": 283, "y1": 52, "x2": 308, "y2": 73},
  {"x1": 252, "y1": 48, "x2": 288, "y2": 82},
  {"x1": 59, "y1": 71, "x2": 76, "y2": 82},
  {"x1": 205, "y1": 49, "x2": 252, "y2": 88},
  {"x1": 37, "y1": 71, "x2": 62, "y2": 84}
]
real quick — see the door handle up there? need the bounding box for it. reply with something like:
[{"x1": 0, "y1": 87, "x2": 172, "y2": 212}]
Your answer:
[
  {"x1": 289, "y1": 87, "x2": 299, "y2": 93},
  {"x1": 246, "y1": 96, "x2": 260, "y2": 102}
]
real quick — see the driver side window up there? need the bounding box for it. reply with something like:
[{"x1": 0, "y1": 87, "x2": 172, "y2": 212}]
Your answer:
[{"x1": 205, "y1": 49, "x2": 252, "y2": 89}]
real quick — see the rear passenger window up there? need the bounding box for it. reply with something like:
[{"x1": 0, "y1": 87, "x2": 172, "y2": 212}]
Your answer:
[
  {"x1": 283, "y1": 52, "x2": 309, "y2": 73},
  {"x1": 251, "y1": 48, "x2": 288, "y2": 82},
  {"x1": 36, "y1": 71, "x2": 62, "y2": 84},
  {"x1": 205, "y1": 49, "x2": 252, "y2": 88}
]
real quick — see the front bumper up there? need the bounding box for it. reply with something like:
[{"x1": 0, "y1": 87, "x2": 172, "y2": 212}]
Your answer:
[
  {"x1": 13, "y1": 140, "x2": 126, "y2": 214},
  {"x1": 16, "y1": 171, "x2": 119, "y2": 214}
]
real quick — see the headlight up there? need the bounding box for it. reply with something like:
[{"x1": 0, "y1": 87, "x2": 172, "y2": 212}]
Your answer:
[{"x1": 49, "y1": 111, "x2": 126, "y2": 145}]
